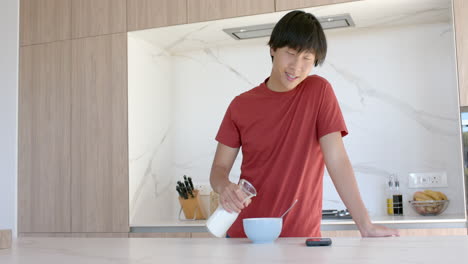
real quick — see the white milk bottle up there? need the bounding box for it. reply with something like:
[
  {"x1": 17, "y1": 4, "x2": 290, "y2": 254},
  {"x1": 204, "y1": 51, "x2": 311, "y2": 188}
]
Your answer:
[{"x1": 206, "y1": 179, "x2": 256, "y2": 237}]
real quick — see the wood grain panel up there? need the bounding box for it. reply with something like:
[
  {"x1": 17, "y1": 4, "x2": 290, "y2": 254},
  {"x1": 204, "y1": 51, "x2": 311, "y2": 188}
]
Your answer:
[
  {"x1": 0, "y1": 230, "x2": 12, "y2": 249},
  {"x1": 127, "y1": 0, "x2": 187, "y2": 31},
  {"x1": 18, "y1": 233, "x2": 73, "y2": 237},
  {"x1": 129, "y1": 233, "x2": 191, "y2": 238},
  {"x1": 321, "y1": 230, "x2": 360, "y2": 237},
  {"x1": 322, "y1": 228, "x2": 467, "y2": 237},
  {"x1": 18, "y1": 41, "x2": 71, "y2": 233},
  {"x1": 454, "y1": 0, "x2": 468, "y2": 106},
  {"x1": 20, "y1": 0, "x2": 71, "y2": 45},
  {"x1": 275, "y1": 0, "x2": 358, "y2": 11},
  {"x1": 71, "y1": 233, "x2": 129, "y2": 238},
  {"x1": 398, "y1": 228, "x2": 467, "y2": 237},
  {"x1": 71, "y1": 33, "x2": 129, "y2": 233},
  {"x1": 191, "y1": 232, "x2": 216, "y2": 238},
  {"x1": 188, "y1": 0, "x2": 274, "y2": 23},
  {"x1": 72, "y1": 0, "x2": 126, "y2": 38}
]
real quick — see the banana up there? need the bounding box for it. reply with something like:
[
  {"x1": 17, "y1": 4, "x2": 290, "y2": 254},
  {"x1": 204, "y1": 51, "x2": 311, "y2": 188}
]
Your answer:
[
  {"x1": 423, "y1": 190, "x2": 446, "y2": 200},
  {"x1": 422, "y1": 190, "x2": 440, "y2": 200},
  {"x1": 413, "y1": 191, "x2": 435, "y2": 201},
  {"x1": 437, "y1": 191, "x2": 448, "y2": 200}
]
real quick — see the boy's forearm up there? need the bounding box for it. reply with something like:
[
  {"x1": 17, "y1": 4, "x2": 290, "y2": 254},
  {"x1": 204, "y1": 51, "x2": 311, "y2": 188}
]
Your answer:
[
  {"x1": 327, "y1": 156, "x2": 372, "y2": 231},
  {"x1": 210, "y1": 164, "x2": 231, "y2": 194},
  {"x1": 320, "y1": 132, "x2": 372, "y2": 231}
]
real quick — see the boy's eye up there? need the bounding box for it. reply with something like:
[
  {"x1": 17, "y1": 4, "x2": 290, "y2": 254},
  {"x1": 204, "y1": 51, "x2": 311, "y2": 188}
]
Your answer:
[{"x1": 304, "y1": 57, "x2": 312, "y2": 60}]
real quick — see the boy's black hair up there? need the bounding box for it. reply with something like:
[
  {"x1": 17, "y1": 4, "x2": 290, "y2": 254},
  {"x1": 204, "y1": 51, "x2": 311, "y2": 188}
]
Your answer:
[{"x1": 268, "y1": 10, "x2": 327, "y2": 67}]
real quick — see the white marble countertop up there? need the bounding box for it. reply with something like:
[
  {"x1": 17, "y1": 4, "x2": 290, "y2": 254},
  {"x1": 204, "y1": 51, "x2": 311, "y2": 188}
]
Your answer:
[
  {"x1": 323, "y1": 214, "x2": 467, "y2": 225},
  {"x1": 132, "y1": 214, "x2": 467, "y2": 227},
  {"x1": 1, "y1": 236, "x2": 467, "y2": 264},
  {"x1": 130, "y1": 214, "x2": 467, "y2": 231}
]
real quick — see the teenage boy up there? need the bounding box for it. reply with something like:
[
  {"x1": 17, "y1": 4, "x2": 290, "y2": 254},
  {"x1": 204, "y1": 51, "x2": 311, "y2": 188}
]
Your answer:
[{"x1": 210, "y1": 10, "x2": 399, "y2": 238}]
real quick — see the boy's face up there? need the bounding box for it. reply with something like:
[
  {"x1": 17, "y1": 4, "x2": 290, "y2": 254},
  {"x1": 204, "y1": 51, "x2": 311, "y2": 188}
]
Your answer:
[{"x1": 270, "y1": 46, "x2": 315, "y2": 91}]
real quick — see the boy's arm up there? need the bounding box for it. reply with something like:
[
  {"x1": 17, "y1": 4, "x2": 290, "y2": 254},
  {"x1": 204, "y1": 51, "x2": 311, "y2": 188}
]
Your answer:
[
  {"x1": 210, "y1": 142, "x2": 249, "y2": 213},
  {"x1": 319, "y1": 132, "x2": 399, "y2": 237}
]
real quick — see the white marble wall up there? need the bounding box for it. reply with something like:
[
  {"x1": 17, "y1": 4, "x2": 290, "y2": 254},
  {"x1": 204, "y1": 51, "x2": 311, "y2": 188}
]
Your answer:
[
  {"x1": 317, "y1": 23, "x2": 462, "y2": 215},
  {"x1": 128, "y1": 35, "x2": 178, "y2": 224},
  {"x1": 128, "y1": 22, "x2": 464, "y2": 225}
]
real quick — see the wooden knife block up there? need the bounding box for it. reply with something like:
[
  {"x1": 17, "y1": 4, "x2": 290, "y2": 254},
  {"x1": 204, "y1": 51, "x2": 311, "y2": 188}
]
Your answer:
[
  {"x1": 178, "y1": 190, "x2": 207, "y2": 220},
  {"x1": 209, "y1": 191, "x2": 219, "y2": 216}
]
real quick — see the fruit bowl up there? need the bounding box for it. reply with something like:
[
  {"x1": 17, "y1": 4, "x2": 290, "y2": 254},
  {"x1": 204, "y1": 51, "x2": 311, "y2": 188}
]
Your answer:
[{"x1": 408, "y1": 200, "x2": 449, "y2": 216}]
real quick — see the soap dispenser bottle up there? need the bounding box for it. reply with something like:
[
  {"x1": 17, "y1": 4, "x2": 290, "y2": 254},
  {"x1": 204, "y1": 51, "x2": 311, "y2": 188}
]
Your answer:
[
  {"x1": 386, "y1": 175, "x2": 394, "y2": 215},
  {"x1": 392, "y1": 175, "x2": 403, "y2": 215}
]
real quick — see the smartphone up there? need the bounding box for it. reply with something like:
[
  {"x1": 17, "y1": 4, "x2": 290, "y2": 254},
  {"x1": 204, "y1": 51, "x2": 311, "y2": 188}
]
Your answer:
[{"x1": 305, "y1": 237, "x2": 332, "y2": 247}]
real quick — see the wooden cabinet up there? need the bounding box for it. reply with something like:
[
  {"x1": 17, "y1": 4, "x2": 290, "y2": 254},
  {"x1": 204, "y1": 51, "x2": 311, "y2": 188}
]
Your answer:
[
  {"x1": 19, "y1": 232, "x2": 128, "y2": 238},
  {"x1": 18, "y1": 233, "x2": 73, "y2": 237},
  {"x1": 20, "y1": 0, "x2": 71, "y2": 45},
  {"x1": 70, "y1": 233, "x2": 129, "y2": 238},
  {"x1": 71, "y1": 33, "x2": 129, "y2": 233},
  {"x1": 129, "y1": 233, "x2": 191, "y2": 238},
  {"x1": 188, "y1": 0, "x2": 274, "y2": 23},
  {"x1": 0, "y1": 230, "x2": 12, "y2": 249},
  {"x1": 72, "y1": 0, "x2": 126, "y2": 39},
  {"x1": 19, "y1": 1, "x2": 129, "y2": 235},
  {"x1": 127, "y1": 0, "x2": 187, "y2": 31},
  {"x1": 275, "y1": 0, "x2": 359, "y2": 11},
  {"x1": 454, "y1": 0, "x2": 468, "y2": 106},
  {"x1": 18, "y1": 41, "x2": 72, "y2": 232}
]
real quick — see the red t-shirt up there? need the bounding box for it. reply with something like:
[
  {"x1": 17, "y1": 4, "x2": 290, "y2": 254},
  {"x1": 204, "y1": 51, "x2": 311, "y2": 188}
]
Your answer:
[{"x1": 216, "y1": 75, "x2": 348, "y2": 238}]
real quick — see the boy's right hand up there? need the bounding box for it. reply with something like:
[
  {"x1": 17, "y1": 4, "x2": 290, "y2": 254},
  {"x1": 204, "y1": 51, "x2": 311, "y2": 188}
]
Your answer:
[{"x1": 219, "y1": 182, "x2": 251, "y2": 213}]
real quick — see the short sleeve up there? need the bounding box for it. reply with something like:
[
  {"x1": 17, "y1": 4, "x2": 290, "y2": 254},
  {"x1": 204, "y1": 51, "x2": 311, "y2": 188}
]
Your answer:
[
  {"x1": 215, "y1": 99, "x2": 242, "y2": 148},
  {"x1": 316, "y1": 82, "x2": 348, "y2": 140}
]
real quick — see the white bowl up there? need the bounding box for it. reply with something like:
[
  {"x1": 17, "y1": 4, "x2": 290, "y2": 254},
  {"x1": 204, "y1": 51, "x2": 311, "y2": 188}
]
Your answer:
[{"x1": 243, "y1": 218, "x2": 282, "y2": 243}]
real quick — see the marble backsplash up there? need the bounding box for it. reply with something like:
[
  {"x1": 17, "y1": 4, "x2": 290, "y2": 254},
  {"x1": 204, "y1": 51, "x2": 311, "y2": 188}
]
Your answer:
[{"x1": 128, "y1": 20, "x2": 464, "y2": 225}]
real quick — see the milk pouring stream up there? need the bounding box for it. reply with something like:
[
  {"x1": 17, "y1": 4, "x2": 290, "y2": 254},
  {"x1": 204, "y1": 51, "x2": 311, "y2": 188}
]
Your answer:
[{"x1": 206, "y1": 179, "x2": 256, "y2": 237}]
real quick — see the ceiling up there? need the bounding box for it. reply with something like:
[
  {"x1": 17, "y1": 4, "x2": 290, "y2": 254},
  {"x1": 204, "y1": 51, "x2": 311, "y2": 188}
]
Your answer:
[{"x1": 129, "y1": 0, "x2": 452, "y2": 54}]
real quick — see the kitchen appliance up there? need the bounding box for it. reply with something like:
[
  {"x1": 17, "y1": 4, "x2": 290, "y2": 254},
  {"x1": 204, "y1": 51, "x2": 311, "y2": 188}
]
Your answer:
[
  {"x1": 223, "y1": 14, "x2": 355, "y2": 40},
  {"x1": 322, "y1": 209, "x2": 352, "y2": 219}
]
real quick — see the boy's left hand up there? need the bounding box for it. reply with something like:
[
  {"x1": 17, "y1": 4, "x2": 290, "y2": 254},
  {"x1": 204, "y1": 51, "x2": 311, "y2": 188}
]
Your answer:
[{"x1": 360, "y1": 224, "x2": 400, "y2": 237}]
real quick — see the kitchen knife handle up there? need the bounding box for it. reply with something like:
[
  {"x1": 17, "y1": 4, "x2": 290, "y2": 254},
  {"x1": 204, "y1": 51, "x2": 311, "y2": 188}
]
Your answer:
[
  {"x1": 188, "y1": 177, "x2": 194, "y2": 190},
  {"x1": 180, "y1": 186, "x2": 188, "y2": 199},
  {"x1": 184, "y1": 180, "x2": 194, "y2": 198},
  {"x1": 176, "y1": 186, "x2": 183, "y2": 198}
]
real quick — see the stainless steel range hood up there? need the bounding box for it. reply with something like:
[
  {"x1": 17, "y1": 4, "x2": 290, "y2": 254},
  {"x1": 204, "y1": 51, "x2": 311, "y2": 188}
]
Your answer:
[{"x1": 223, "y1": 13, "x2": 355, "y2": 40}]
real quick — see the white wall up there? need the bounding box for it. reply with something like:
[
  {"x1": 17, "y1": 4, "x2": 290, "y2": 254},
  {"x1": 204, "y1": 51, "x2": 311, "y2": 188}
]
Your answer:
[
  {"x1": 128, "y1": 35, "x2": 177, "y2": 224},
  {"x1": 0, "y1": 0, "x2": 18, "y2": 235}
]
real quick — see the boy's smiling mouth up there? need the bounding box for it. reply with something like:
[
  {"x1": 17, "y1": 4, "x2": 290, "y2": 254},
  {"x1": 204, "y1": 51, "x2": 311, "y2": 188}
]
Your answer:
[{"x1": 286, "y1": 72, "x2": 298, "y2": 81}]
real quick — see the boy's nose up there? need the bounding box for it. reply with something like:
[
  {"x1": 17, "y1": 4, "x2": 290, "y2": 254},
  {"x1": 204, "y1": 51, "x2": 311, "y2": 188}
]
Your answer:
[
  {"x1": 291, "y1": 57, "x2": 304, "y2": 70},
  {"x1": 289, "y1": 61, "x2": 302, "y2": 74}
]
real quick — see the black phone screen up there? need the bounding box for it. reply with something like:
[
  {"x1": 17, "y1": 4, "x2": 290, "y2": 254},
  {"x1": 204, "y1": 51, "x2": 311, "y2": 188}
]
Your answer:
[{"x1": 305, "y1": 237, "x2": 332, "y2": 246}]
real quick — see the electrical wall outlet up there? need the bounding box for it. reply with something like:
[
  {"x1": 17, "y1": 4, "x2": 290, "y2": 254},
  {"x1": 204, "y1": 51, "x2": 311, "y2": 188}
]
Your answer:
[
  {"x1": 195, "y1": 184, "x2": 212, "y2": 195},
  {"x1": 408, "y1": 172, "x2": 448, "y2": 188}
]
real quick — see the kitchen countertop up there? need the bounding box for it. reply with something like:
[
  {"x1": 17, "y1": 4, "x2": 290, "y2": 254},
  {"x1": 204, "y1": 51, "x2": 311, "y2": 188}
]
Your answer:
[
  {"x1": 130, "y1": 214, "x2": 467, "y2": 232},
  {"x1": 134, "y1": 214, "x2": 467, "y2": 226},
  {"x1": 1, "y1": 236, "x2": 467, "y2": 264}
]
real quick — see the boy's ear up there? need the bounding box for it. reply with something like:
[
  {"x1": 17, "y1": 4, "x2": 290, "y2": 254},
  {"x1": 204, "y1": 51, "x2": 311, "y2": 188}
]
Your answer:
[{"x1": 270, "y1": 47, "x2": 276, "y2": 62}]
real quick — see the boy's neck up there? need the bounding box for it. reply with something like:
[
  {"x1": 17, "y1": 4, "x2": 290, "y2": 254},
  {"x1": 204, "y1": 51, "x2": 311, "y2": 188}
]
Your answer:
[{"x1": 266, "y1": 74, "x2": 296, "y2": 92}]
